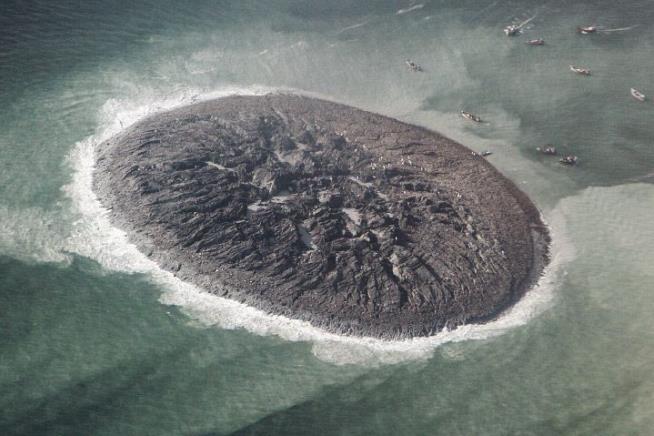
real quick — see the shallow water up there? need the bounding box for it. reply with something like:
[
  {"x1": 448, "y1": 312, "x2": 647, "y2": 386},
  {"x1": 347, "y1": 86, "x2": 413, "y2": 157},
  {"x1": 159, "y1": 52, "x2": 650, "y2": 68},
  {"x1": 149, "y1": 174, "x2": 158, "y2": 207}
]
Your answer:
[{"x1": 2, "y1": 1, "x2": 654, "y2": 434}]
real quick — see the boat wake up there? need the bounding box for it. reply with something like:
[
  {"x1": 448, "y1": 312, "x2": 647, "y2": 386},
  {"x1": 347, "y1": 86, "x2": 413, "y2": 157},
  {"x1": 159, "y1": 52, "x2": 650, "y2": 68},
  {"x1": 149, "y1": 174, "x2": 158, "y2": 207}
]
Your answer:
[
  {"x1": 598, "y1": 25, "x2": 639, "y2": 33},
  {"x1": 396, "y1": 4, "x2": 424, "y2": 15},
  {"x1": 60, "y1": 86, "x2": 575, "y2": 366}
]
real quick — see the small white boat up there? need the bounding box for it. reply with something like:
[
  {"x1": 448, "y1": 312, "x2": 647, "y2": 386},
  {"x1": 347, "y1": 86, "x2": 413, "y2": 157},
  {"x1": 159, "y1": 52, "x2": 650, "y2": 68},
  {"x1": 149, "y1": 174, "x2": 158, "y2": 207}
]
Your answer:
[
  {"x1": 570, "y1": 65, "x2": 591, "y2": 76},
  {"x1": 405, "y1": 59, "x2": 423, "y2": 72},
  {"x1": 536, "y1": 145, "x2": 557, "y2": 155},
  {"x1": 577, "y1": 25, "x2": 597, "y2": 34},
  {"x1": 504, "y1": 24, "x2": 520, "y2": 36},
  {"x1": 504, "y1": 14, "x2": 537, "y2": 36},
  {"x1": 630, "y1": 88, "x2": 646, "y2": 102},
  {"x1": 559, "y1": 155, "x2": 578, "y2": 166},
  {"x1": 526, "y1": 38, "x2": 545, "y2": 45},
  {"x1": 461, "y1": 110, "x2": 482, "y2": 123}
]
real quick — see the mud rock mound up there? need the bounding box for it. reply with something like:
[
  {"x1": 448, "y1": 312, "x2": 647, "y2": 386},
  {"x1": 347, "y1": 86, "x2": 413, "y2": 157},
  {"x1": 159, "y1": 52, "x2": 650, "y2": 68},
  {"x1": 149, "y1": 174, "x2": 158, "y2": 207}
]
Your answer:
[{"x1": 94, "y1": 94, "x2": 549, "y2": 338}]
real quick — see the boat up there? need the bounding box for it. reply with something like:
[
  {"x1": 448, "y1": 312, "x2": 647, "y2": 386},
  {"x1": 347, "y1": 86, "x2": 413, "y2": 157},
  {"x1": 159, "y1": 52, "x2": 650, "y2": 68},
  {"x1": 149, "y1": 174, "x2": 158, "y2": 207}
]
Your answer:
[
  {"x1": 405, "y1": 59, "x2": 423, "y2": 72},
  {"x1": 577, "y1": 25, "x2": 597, "y2": 34},
  {"x1": 569, "y1": 65, "x2": 591, "y2": 76},
  {"x1": 578, "y1": 24, "x2": 638, "y2": 34},
  {"x1": 559, "y1": 155, "x2": 578, "y2": 166},
  {"x1": 481, "y1": 151, "x2": 493, "y2": 157},
  {"x1": 504, "y1": 24, "x2": 520, "y2": 36},
  {"x1": 460, "y1": 111, "x2": 482, "y2": 123},
  {"x1": 631, "y1": 88, "x2": 646, "y2": 102},
  {"x1": 526, "y1": 38, "x2": 545, "y2": 45},
  {"x1": 536, "y1": 145, "x2": 557, "y2": 155},
  {"x1": 504, "y1": 14, "x2": 537, "y2": 36}
]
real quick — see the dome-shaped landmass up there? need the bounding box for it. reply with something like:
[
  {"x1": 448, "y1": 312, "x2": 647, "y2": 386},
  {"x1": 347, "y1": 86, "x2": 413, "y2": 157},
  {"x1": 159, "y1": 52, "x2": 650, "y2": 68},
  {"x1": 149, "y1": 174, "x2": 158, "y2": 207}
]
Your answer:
[{"x1": 94, "y1": 94, "x2": 549, "y2": 338}]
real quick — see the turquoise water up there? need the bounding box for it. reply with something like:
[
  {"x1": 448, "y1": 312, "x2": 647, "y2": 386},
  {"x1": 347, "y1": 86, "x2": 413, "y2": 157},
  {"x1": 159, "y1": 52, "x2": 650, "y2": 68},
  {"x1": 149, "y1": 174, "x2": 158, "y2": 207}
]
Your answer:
[{"x1": 2, "y1": 1, "x2": 654, "y2": 434}]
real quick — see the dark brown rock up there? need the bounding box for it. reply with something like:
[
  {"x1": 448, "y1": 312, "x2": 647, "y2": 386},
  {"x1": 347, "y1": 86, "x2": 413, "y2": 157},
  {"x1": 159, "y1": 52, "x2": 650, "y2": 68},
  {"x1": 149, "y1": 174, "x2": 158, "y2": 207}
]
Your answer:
[{"x1": 94, "y1": 94, "x2": 549, "y2": 338}]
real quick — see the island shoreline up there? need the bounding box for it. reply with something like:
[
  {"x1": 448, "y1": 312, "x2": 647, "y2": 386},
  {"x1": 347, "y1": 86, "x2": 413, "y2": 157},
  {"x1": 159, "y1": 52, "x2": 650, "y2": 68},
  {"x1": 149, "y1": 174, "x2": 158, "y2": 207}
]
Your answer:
[{"x1": 93, "y1": 93, "x2": 550, "y2": 339}]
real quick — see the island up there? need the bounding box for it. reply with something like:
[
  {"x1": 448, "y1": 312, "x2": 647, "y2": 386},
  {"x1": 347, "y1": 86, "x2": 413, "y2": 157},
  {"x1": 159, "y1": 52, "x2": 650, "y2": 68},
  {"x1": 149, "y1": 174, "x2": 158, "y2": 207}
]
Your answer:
[{"x1": 94, "y1": 94, "x2": 549, "y2": 338}]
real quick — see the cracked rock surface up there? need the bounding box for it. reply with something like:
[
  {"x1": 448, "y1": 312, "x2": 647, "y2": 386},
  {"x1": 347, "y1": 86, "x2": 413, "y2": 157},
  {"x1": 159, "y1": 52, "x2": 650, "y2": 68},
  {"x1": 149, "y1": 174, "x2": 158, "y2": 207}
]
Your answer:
[{"x1": 94, "y1": 94, "x2": 549, "y2": 338}]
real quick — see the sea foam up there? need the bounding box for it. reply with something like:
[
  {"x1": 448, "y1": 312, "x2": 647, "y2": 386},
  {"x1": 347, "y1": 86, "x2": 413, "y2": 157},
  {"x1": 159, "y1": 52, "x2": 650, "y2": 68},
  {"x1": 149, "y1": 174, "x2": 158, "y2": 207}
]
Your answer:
[
  {"x1": 0, "y1": 205, "x2": 71, "y2": 264},
  {"x1": 61, "y1": 86, "x2": 575, "y2": 366}
]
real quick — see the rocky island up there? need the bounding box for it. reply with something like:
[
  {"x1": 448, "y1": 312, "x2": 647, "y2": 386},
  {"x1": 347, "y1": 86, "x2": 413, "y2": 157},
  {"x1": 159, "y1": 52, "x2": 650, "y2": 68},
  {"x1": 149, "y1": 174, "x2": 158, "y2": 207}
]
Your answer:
[{"x1": 94, "y1": 94, "x2": 549, "y2": 338}]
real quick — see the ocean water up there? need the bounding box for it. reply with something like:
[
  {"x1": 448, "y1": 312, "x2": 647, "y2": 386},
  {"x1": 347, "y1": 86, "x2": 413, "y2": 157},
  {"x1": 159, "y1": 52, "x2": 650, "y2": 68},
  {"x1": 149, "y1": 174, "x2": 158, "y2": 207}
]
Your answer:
[{"x1": 1, "y1": 1, "x2": 654, "y2": 434}]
